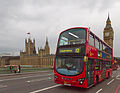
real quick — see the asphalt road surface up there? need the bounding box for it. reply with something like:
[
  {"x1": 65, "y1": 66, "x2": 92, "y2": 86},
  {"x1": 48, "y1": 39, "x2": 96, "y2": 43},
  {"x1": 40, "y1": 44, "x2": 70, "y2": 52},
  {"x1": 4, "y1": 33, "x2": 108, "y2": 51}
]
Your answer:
[{"x1": 0, "y1": 68, "x2": 120, "y2": 93}]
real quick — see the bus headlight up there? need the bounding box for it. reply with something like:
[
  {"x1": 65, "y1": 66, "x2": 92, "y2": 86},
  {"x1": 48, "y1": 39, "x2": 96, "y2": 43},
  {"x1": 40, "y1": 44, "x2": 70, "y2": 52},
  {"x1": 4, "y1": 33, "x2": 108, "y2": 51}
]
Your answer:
[
  {"x1": 84, "y1": 56, "x2": 88, "y2": 62},
  {"x1": 77, "y1": 78, "x2": 85, "y2": 84}
]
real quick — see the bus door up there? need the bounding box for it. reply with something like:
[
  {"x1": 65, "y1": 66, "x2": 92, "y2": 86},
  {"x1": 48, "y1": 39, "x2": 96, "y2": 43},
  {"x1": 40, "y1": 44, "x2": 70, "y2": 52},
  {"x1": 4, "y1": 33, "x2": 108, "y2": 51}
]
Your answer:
[
  {"x1": 102, "y1": 61, "x2": 106, "y2": 79},
  {"x1": 88, "y1": 59, "x2": 94, "y2": 86}
]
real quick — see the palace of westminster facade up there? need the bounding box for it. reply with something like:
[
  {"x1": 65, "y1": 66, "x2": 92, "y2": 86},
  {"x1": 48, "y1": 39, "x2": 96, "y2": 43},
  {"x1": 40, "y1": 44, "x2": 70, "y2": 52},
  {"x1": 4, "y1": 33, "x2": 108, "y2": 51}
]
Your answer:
[
  {"x1": 0, "y1": 15, "x2": 115, "y2": 68},
  {"x1": 0, "y1": 37, "x2": 55, "y2": 68}
]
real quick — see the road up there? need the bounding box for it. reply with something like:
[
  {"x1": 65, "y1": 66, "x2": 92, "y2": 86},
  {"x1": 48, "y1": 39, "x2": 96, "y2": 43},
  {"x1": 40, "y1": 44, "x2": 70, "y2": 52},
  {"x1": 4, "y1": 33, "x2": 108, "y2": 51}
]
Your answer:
[{"x1": 0, "y1": 68, "x2": 120, "y2": 93}]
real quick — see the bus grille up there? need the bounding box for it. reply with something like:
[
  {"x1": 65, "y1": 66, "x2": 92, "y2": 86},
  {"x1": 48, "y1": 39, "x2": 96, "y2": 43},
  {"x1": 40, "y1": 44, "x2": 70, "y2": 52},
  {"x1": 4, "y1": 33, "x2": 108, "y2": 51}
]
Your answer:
[{"x1": 62, "y1": 77, "x2": 72, "y2": 80}]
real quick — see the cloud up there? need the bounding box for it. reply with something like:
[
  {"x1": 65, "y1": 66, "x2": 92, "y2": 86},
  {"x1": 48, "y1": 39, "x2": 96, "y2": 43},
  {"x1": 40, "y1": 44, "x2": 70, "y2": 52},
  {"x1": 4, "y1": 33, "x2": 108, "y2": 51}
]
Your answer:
[{"x1": 0, "y1": 0, "x2": 120, "y2": 56}]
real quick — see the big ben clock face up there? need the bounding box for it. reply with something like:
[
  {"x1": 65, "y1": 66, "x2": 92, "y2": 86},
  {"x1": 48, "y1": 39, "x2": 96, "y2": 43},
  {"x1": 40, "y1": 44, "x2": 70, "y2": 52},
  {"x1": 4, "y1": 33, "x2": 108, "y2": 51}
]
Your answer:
[{"x1": 105, "y1": 32, "x2": 109, "y2": 36}]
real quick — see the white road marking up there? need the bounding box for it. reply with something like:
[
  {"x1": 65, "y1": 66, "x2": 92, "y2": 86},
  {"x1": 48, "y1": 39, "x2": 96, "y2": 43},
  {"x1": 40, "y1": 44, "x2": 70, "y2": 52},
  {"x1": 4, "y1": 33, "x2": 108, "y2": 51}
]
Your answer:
[
  {"x1": 116, "y1": 75, "x2": 120, "y2": 80},
  {"x1": 96, "y1": 88, "x2": 102, "y2": 93},
  {"x1": 0, "y1": 85, "x2": 7, "y2": 88},
  {"x1": 117, "y1": 67, "x2": 120, "y2": 70},
  {"x1": 116, "y1": 75, "x2": 119, "y2": 78},
  {"x1": 27, "y1": 81, "x2": 31, "y2": 83},
  {"x1": 0, "y1": 74, "x2": 53, "y2": 82},
  {"x1": 107, "y1": 79, "x2": 114, "y2": 85},
  {"x1": 27, "y1": 77, "x2": 52, "y2": 83},
  {"x1": 30, "y1": 84, "x2": 61, "y2": 93},
  {"x1": 0, "y1": 80, "x2": 4, "y2": 82},
  {"x1": 112, "y1": 71, "x2": 117, "y2": 77}
]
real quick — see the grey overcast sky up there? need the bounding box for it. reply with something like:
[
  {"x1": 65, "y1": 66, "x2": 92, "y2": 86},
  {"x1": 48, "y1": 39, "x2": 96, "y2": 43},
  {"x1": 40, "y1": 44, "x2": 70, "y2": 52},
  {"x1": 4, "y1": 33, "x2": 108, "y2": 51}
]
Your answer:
[{"x1": 0, "y1": 0, "x2": 120, "y2": 56}]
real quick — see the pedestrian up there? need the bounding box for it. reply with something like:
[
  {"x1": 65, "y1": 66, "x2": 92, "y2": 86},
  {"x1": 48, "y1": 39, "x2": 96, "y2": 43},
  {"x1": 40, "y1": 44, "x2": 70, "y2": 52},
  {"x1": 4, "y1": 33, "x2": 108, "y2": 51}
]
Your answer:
[
  {"x1": 18, "y1": 65, "x2": 21, "y2": 73},
  {"x1": 10, "y1": 65, "x2": 13, "y2": 73},
  {"x1": 13, "y1": 66, "x2": 17, "y2": 73},
  {"x1": 9, "y1": 65, "x2": 12, "y2": 73}
]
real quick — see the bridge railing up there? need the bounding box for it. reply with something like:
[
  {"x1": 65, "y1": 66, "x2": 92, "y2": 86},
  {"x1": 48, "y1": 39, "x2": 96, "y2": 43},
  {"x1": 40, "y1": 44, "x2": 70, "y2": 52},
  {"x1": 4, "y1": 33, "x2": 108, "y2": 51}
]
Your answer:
[{"x1": 0, "y1": 65, "x2": 53, "y2": 74}]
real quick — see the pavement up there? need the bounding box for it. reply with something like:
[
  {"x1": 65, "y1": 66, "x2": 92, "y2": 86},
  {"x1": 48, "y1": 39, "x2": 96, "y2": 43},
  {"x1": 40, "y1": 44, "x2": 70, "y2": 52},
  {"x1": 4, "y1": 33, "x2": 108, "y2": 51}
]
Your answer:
[
  {"x1": 0, "y1": 68, "x2": 119, "y2": 93},
  {"x1": 0, "y1": 70, "x2": 51, "y2": 77}
]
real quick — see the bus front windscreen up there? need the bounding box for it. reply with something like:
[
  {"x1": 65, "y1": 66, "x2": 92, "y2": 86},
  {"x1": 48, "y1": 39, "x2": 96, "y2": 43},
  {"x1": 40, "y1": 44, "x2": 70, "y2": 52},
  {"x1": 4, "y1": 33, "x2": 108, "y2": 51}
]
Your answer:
[
  {"x1": 58, "y1": 28, "x2": 86, "y2": 46},
  {"x1": 55, "y1": 57, "x2": 84, "y2": 76}
]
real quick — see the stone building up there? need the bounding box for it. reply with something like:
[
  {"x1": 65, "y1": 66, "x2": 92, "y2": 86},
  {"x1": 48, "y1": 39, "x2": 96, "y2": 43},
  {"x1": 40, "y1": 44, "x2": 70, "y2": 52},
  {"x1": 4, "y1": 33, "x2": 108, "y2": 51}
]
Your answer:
[
  {"x1": 9, "y1": 56, "x2": 20, "y2": 65},
  {"x1": 0, "y1": 56, "x2": 20, "y2": 67},
  {"x1": 0, "y1": 37, "x2": 55, "y2": 68},
  {"x1": 20, "y1": 37, "x2": 55, "y2": 68},
  {"x1": 103, "y1": 14, "x2": 114, "y2": 48}
]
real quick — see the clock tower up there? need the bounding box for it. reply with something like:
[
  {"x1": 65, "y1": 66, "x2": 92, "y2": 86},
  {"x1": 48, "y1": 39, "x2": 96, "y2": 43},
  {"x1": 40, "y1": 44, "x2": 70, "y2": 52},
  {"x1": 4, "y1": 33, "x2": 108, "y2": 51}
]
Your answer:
[{"x1": 103, "y1": 14, "x2": 114, "y2": 48}]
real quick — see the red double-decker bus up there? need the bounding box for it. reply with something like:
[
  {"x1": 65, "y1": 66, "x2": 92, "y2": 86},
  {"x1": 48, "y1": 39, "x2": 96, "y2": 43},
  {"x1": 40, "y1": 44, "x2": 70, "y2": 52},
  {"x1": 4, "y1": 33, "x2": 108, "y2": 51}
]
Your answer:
[{"x1": 54, "y1": 27, "x2": 113, "y2": 88}]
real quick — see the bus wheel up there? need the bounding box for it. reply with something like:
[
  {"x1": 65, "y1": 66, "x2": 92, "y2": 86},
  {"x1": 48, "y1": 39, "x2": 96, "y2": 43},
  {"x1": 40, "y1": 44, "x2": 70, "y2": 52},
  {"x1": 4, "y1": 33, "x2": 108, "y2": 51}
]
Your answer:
[
  {"x1": 107, "y1": 72, "x2": 110, "y2": 79},
  {"x1": 95, "y1": 76, "x2": 99, "y2": 84}
]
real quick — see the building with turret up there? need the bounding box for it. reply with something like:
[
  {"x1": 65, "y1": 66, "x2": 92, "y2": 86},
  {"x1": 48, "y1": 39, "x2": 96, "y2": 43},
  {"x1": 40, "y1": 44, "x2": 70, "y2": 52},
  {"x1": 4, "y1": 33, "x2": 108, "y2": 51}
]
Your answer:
[
  {"x1": 103, "y1": 14, "x2": 114, "y2": 48},
  {"x1": 19, "y1": 37, "x2": 54, "y2": 68},
  {"x1": 38, "y1": 37, "x2": 50, "y2": 56},
  {"x1": 0, "y1": 36, "x2": 55, "y2": 68},
  {"x1": 25, "y1": 38, "x2": 36, "y2": 55}
]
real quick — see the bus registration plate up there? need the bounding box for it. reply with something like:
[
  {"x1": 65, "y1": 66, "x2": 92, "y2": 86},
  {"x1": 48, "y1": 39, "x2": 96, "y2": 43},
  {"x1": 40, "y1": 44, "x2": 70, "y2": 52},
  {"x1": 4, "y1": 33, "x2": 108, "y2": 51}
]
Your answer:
[{"x1": 64, "y1": 81, "x2": 71, "y2": 86}]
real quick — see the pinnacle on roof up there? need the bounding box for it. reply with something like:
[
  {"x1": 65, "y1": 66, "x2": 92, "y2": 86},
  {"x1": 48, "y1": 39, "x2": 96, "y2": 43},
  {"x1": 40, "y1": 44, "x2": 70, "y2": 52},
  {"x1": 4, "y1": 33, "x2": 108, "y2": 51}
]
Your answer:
[
  {"x1": 107, "y1": 13, "x2": 111, "y2": 22},
  {"x1": 46, "y1": 36, "x2": 48, "y2": 44}
]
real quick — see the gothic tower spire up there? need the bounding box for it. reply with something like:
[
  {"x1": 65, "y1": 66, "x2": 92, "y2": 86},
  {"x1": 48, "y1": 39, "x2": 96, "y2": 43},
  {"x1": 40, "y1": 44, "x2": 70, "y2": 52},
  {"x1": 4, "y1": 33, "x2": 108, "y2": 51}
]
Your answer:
[
  {"x1": 106, "y1": 13, "x2": 111, "y2": 28},
  {"x1": 45, "y1": 36, "x2": 50, "y2": 55},
  {"x1": 46, "y1": 36, "x2": 48, "y2": 45}
]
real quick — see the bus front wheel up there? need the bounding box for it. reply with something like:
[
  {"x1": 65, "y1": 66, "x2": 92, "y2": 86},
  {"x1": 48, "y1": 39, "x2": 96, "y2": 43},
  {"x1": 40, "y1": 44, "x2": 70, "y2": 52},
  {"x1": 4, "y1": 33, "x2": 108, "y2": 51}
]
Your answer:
[
  {"x1": 95, "y1": 76, "x2": 99, "y2": 84},
  {"x1": 107, "y1": 72, "x2": 110, "y2": 79}
]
